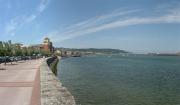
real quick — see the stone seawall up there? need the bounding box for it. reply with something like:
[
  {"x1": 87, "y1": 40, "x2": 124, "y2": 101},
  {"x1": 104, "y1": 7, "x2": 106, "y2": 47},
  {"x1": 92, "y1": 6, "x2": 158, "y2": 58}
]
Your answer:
[
  {"x1": 40, "y1": 57, "x2": 76, "y2": 105},
  {"x1": 47, "y1": 57, "x2": 59, "y2": 75}
]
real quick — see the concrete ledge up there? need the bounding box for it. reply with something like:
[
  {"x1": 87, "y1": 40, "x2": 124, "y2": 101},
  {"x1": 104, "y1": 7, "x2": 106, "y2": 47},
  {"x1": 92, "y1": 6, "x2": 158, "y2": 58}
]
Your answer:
[{"x1": 40, "y1": 58, "x2": 76, "y2": 105}]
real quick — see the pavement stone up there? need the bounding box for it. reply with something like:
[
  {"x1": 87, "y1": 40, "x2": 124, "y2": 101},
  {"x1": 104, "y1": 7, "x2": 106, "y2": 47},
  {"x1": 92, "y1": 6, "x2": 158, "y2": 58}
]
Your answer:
[{"x1": 0, "y1": 59, "x2": 42, "y2": 105}]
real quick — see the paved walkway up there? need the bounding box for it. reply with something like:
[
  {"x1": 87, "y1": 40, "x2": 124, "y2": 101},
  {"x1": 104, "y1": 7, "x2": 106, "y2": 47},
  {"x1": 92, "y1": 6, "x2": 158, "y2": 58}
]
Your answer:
[{"x1": 0, "y1": 59, "x2": 43, "y2": 105}]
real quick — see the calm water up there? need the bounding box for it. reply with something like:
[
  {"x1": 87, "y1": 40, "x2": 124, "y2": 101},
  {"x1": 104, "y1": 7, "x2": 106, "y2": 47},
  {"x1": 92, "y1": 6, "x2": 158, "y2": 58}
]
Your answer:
[{"x1": 57, "y1": 54, "x2": 180, "y2": 105}]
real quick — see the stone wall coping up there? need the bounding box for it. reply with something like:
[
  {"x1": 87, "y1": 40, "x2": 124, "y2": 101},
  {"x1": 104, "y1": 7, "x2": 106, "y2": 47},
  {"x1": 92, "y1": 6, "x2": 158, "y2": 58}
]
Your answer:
[{"x1": 40, "y1": 58, "x2": 76, "y2": 105}]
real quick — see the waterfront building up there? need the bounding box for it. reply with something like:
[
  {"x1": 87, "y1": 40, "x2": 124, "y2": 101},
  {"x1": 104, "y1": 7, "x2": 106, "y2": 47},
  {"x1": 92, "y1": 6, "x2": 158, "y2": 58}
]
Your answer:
[
  {"x1": 14, "y1": 43, "x2": 23, "y2": 49},
  {"x1": 28, "y1": 44, "x2": 43, "y2": 51},
  {"x1": 43, "y1": 37, "x2": 54, "y2": 52},
  {"x1": 29, "y1": 37, "x2": 54, "y2": 53},
  {"x1": 55, "y1": 50, "x2": 61, "y2": 55}
]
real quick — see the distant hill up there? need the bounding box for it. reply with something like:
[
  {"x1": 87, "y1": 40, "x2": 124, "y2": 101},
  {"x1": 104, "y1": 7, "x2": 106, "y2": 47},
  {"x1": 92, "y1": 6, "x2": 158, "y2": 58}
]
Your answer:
[
  {"x1": 176, "y1": 52, "x2": 180, "y2": 55},
  {"x1": 55, "y1": 48, "x2": 129, "y2": 54}
]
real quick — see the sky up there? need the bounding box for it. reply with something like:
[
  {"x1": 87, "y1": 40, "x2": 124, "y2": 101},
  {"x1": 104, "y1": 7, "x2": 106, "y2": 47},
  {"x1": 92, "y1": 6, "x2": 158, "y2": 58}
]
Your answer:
[{"x1": 0, "y1": 0, "x2": 180, "y2": 53}]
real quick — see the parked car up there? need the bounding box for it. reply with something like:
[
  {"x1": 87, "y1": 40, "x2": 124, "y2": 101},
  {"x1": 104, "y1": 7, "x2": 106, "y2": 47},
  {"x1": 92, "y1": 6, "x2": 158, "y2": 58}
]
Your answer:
[
  {"x1": 0, "y1": 57, "x2": 12, "y2": 64},
  {"x1": 0, "y1": 57, "x2": 3, "y2": 64},
  {"x1": 10, "y1": 57, "x2": 16, "y2": 62},
  {"x1": 5, "y1": 57, "x2": 12, "y2": 63},
  {"x1": 21, "y1": 56, "x2": 30, "y2": 60},
  {"x1": 0, "y1": 57, "x2": 6, "y2": 64}
]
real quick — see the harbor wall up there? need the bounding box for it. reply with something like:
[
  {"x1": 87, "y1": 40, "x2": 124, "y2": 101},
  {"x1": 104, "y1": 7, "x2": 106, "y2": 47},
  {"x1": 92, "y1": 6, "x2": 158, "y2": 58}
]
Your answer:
[{"x1": 40, "y1": 57, "x2": 76, "y2": 105}]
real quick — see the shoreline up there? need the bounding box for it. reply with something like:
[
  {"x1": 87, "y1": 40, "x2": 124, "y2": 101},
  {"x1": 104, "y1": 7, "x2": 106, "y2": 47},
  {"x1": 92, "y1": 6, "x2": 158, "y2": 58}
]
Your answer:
[{"x1": 40, "y1": 57, "x2": 76, "y2": 105}]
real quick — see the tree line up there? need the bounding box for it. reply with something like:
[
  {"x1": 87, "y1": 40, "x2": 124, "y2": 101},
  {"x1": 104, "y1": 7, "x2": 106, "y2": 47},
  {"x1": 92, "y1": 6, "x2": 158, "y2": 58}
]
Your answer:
[{"x1": 0, "y1": 40, "x2": 49, "y2": 57}]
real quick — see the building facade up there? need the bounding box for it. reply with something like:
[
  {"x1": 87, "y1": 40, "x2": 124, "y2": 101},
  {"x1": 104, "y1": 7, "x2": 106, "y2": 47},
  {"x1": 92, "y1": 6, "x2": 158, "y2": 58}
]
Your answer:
[
  {"x1": 29, "y1": 37, "x2": 54, "y2": 54},
  {"x1": 42, "y1": 37, "x2": 53, "y2": 52}
]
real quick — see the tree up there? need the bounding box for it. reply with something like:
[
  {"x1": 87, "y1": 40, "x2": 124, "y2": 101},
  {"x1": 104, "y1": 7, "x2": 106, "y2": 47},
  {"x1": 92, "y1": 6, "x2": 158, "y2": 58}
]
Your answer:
[{"x1": 0, "y1": 40, "x2": 53, "y2": 57}]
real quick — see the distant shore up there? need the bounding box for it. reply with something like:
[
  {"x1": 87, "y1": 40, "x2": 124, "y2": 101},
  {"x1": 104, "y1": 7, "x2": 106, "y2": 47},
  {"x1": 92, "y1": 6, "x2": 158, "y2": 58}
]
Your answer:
[{"x1": 147, "y1": 53, "x2": 180, "y2": 56}]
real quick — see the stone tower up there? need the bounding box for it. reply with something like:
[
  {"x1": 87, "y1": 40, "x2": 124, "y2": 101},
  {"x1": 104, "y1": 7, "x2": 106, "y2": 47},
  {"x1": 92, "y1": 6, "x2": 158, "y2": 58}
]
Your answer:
[{"x1": 43, "y1": 37, "x2": 53, "y2": 52}]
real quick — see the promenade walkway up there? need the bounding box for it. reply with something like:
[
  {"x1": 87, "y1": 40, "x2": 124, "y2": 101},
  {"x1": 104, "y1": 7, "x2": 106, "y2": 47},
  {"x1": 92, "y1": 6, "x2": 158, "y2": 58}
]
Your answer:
[{"x1": 0, "y1": 59, "x2": 43, "y2": 105}]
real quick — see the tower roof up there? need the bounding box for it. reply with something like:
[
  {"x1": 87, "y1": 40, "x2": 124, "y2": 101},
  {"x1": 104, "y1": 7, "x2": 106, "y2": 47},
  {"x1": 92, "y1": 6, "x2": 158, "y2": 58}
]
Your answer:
[{"x1": 44, "y1": 37, "x2": 49, "y2": 40}]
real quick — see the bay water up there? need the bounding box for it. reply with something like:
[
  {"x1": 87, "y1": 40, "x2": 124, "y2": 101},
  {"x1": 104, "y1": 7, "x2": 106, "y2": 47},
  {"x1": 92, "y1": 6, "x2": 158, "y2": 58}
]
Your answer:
[{"x1": 57, "y1": 54, "x2": 180, "y2": 105}]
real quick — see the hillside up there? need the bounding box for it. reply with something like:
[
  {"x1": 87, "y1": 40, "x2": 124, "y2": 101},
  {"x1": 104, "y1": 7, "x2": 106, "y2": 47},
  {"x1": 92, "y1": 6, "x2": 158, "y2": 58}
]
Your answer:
[{"x1": 55, "y1": 48, "x2": 129, "y2": 54}]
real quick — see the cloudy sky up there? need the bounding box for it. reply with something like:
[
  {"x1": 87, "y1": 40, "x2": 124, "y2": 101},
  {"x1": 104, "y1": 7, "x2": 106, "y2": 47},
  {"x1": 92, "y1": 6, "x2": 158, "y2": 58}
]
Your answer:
[{"x1": 0, "y1": 0, "x2": 180, "y2": 53}]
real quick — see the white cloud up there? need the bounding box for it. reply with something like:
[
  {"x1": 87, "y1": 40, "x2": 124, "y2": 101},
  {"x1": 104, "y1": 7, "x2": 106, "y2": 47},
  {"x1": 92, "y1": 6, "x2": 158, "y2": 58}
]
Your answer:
[
  {"x1": 4, "y1": 0, "x2": 51, "y2": 36},
  {"x1": 38, "y1": 0, "x2": 50, "y2": 12},
  {"x1": 4, "y1": 16, "x2": 22, "y2": 36},
  {"x1": 47, "y1": 7, "x2": 180, "y2": 43},
  {"x1": 4, "y1": 20, "x2": 17, "y2": 36},
  {"x1": 47, "y1": 9, "x2": 141, "y2": 42},
  {"x1": 25, "y1": 15, "x2": 37, "y2": 22},
  {"x1": 4, "y1": 15, "x2": 36, "y2": 36},
  {"x1": 64, "y1": 9, "x2": 140, "y2": 32}
]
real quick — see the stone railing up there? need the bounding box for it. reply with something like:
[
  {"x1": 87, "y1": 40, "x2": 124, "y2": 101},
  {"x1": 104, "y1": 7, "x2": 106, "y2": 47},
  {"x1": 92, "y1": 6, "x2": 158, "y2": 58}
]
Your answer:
[{"x1": 40, "y1": 57, "x2": 76, "y2": 105}]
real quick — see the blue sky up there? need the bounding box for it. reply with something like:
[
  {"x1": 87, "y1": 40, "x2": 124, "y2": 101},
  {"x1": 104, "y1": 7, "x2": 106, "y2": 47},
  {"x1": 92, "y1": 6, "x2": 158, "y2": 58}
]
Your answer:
[{"x1": 0, "y1": 0, "x2": 180, "y2": 53}]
